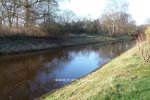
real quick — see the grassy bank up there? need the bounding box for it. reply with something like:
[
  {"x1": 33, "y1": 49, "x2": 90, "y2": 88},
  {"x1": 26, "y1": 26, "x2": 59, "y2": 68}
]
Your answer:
[
  {"x1": 38, "y1": 42, "x2": 150, "y2": 100},
  {"x1": 0, "y1": 34, "x2": 132, "y2": 55}
]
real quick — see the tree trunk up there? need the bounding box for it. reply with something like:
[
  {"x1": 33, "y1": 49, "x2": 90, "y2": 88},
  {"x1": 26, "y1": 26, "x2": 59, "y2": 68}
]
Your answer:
[
  {"x1": 0, "y1": 19, "x2": 2, "y2": 33},
  {"x1": 24, "y1": 7, "x2": 30, "y2": 28},
  {"x1": 8, "y1": 15, "x2": 12, "y2": 27},
  {"x1": 112, "y1": 24, "x2": 116, "y2": 36},
  {"x1": 13, "y1": 0, "x2": 18, "y2": 28},
  {"x1": 106, "y1": 26, "x2": 113, "y2": 37},
  {"x1": 48, "y1": 0, "x2": 50, "y2": 23},
  {"x1": 16, "y1": 14, "x2": 18, "y2": 27},
  {"x1": 24, "y1": 0, "x2": 30, "y2": 28}
]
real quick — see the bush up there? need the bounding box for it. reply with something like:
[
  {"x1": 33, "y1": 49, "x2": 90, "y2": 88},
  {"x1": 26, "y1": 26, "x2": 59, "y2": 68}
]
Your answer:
[
  {"x1": 138, "y1": 42, "x2": 150, "y2": 62},
  {"x1": 145, "y1": 26, "x2": 150, "y2": 41}
]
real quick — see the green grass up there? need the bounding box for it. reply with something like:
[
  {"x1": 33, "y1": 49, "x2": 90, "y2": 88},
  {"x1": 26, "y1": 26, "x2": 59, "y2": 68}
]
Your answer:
[{"x1": 38, "y1": 42, "x2": 150, "y2": 100}]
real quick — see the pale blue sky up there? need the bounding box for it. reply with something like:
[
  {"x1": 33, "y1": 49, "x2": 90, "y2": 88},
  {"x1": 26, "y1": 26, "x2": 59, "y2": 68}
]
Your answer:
[{"x1": 59, "y1": 0, "x2": 150, "y2": 25}]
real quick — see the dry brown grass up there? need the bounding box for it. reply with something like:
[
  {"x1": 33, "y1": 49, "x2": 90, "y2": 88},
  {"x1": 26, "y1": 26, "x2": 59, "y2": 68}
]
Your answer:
[
  {"x1": 0, "y1": 27, "x2": 48, "y2": 37},
  {"x1": 137, "y1": 41, "x2": 150, "y2": 63}
]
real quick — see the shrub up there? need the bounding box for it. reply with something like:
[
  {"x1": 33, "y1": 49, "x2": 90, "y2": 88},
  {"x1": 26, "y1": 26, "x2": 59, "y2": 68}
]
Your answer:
[
  {"x1": 138, "y1": 42, "x2": 150, "y2": 63},
  {"x1": 145, "y1": 26, "x2": 150, "y2": 41}
]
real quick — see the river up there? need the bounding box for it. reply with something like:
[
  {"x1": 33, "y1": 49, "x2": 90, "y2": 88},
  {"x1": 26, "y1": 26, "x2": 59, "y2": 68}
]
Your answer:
[{"x1": 0, "y1": 40, "x2": 135, "y2": 100}]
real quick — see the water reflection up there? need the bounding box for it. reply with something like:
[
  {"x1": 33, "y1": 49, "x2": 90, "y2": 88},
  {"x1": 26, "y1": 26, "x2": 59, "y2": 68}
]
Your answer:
[{"x1": 0, "y1": 41, "x2": 135, "y2": 100}]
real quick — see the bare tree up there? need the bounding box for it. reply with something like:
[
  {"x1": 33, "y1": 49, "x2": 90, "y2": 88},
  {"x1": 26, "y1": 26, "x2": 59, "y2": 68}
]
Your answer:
[{"x1": 100, "y1": 0, "x2": 131, "y2": 36}]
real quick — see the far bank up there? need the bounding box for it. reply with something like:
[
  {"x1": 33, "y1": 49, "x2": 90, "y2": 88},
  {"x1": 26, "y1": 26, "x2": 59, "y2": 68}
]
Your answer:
[{"x1": 0, "y1": 34, "x2": 133, "y2": 55}]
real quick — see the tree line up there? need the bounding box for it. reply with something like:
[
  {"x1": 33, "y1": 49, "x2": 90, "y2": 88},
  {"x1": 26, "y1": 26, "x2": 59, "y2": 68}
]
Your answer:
[{"x1": 0, "y1": 0, "x2": 140, "y2": 37}]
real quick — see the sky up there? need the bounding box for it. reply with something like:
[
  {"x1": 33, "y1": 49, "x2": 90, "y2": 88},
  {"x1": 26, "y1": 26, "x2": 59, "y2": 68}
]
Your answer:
[{"x1": 59, "y1": 0, "x2": 150, "y2": 25}]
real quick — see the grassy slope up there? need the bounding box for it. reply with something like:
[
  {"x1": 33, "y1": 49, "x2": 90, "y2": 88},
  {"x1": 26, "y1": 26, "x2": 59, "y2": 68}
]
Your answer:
[{"x1": 39, "y1": 42, "x2": 150, "y2": 100}]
